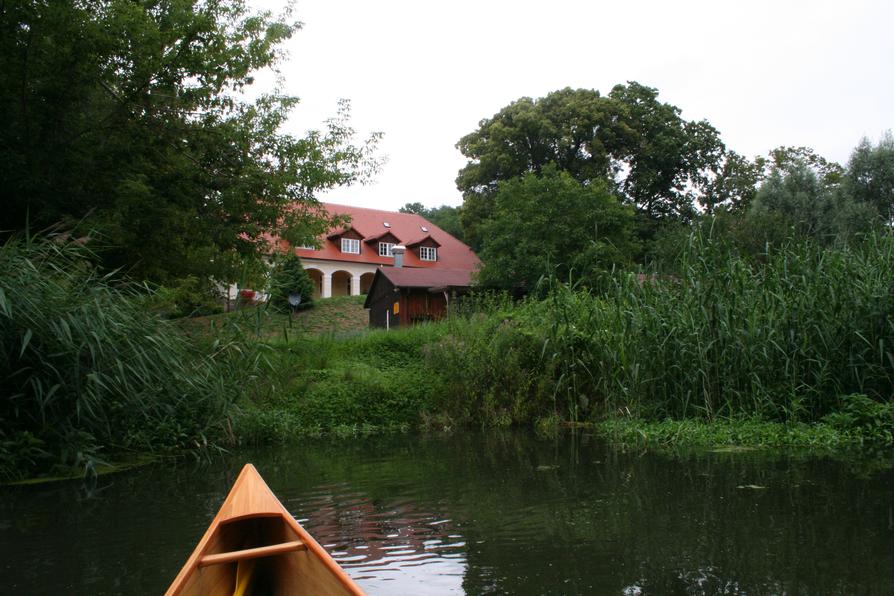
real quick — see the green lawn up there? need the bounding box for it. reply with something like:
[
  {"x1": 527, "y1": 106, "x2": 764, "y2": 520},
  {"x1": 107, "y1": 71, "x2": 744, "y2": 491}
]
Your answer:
[{"x1": 179, "y1": 295, "x2": 369, "y2": 339}]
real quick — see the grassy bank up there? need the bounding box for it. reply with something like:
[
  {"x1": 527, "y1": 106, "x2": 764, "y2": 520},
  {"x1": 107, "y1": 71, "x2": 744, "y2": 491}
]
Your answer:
[
  {"x1": 181, "y1": 295, "x2": 368, "y2": 340},
  {"x1": 5, "y1": 232, "x2": 892, "y2": 480},
  {"x1": 230, "y1": 232, "x2": 893, "y2": 451}
]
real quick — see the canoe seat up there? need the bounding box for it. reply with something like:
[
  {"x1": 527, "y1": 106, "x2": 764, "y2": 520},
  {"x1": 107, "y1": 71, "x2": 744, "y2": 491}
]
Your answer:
[{"x1": 198, "y1": 541, "x2": 307, "y2": 567}]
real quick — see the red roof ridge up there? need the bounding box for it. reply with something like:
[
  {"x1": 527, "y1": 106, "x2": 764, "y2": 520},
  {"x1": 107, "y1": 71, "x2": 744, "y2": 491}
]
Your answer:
[{"x1": 322, "y1": 201, "x2": 426, "y2": 218}]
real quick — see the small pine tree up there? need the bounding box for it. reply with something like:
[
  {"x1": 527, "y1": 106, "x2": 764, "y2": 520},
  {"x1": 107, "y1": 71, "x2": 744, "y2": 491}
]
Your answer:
[{"x1": 269, "y1": 253, "x2": 315, "y2": 311}]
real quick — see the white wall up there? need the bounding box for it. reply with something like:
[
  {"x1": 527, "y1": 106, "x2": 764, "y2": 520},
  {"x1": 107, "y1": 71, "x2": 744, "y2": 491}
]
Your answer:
[{"x1": 302, "y1": 258, "x2": 380, "y2": 298}]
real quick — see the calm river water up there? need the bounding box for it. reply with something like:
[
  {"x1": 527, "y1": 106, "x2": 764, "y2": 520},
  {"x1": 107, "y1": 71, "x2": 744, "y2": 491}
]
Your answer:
[{"x1": 1, "y1": 431, "x2": 892, "y2": 595}]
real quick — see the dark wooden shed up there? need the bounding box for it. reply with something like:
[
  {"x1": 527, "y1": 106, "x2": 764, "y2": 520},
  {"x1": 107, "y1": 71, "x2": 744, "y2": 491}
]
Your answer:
[{"x1": 363, "y1": 268, "x2": 473, "y2": 328}]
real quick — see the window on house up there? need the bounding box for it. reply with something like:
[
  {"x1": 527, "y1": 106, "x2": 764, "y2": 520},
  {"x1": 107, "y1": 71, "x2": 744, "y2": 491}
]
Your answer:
[
  {"x1": 419, "y1": 246, "x2": 437, "y2": 261},
  {"x1": 340, "y1": 238, "x2": 360, "y2": 254},
  {"x1": 378, "y1": 242, "x2": 394, "y2": 257}
]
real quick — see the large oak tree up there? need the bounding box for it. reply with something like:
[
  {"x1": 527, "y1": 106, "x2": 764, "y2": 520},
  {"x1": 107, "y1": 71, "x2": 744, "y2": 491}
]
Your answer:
[{"x1": 455, "y1": 82, "x2": 728, "y2": 249}]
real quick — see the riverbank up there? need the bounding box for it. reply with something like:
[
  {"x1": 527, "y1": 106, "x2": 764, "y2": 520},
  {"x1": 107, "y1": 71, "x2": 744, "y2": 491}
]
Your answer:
[
  {"x1": 230, "y1": 234, "x2": 894, "y2": 455},
  {"x1": 3, "y1": 234, "x2": 892, "y2": 482}
]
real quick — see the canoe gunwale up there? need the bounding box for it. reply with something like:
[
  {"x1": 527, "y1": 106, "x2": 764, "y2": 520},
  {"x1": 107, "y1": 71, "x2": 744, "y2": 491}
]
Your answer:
[{"x1": 165, "y1": 464, "x2": 365, "y2": 596}]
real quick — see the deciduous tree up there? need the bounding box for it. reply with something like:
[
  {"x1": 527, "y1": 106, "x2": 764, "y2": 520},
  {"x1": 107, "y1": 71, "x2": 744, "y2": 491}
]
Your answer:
[
  {"x1": 842, "y1": 132, "x2": 894, "y2": 225},
  {"x1": 475, "y1": 166, "x2": 637, "y2": 291},
  {"x1": 455, "y1": 83, "x2": 727, "y2": 249},
  {"x1": 0, "y1": 0, "x2": 380, "y2": 283}
]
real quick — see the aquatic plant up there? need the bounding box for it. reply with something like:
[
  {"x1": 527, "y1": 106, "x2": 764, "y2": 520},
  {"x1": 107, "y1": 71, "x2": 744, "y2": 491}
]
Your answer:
[
  {"x1": 538, "y1": 231, "x2": 894, "y2": 422},
  {"x1": 0, "y1": 235, "x2": 264, "y2": 479}
]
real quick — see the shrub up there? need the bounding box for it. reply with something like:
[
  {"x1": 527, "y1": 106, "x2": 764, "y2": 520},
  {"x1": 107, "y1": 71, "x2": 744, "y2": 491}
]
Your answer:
[
  {"x1": 268, "y1": 253, "x2": 315, "y2": 312},
  {"x1": 148, "y1": 276, "x2": 224, "y2": 319}
]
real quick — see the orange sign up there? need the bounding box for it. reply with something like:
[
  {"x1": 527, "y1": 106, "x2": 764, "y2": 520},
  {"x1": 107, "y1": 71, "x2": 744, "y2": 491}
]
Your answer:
[{"x1": 393, "y1": 301, "x2": 399, "y2": 315}]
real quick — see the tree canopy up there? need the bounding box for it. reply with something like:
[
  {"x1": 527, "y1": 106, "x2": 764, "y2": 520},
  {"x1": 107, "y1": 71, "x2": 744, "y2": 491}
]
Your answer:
[
  {"x1": 0, "y1": 0, "x2": 380, "y2": 283},
  {"x1": 399, "y1": 202, "x2": 465, "y2": 242},
  {"x1": 842, "y1": 132, "x2": 894, "y2": 225},
  {"x1": 455, "y1": 83, "x2": 729, "y2": 249},
  {"x1": 475, "y1": 165, "x2": 636, "y2": 291}
]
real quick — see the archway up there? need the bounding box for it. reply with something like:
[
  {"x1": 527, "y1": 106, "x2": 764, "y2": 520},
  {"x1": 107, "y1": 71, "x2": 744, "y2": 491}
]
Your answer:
[
  {"x1": 331, "y1": 270, "x2": 352, "y2": 297},
  {"x1": 305, "y1": 268, "x2": 323, "y2": 300},
  {"x1": 360, "y1": 272, "x2": 375, "y2": 294}
]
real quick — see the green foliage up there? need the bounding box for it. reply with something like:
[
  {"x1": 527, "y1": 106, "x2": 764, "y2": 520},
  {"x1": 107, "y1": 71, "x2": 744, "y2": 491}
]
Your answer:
[
  {"x1": 745, "y1": 161, "x2": 877, "y2": 248},
  {"x1": 475, "y1": 166, "x2": 637, "y2": 291},
  {"x1": 0, "y1": 0, "x2": 380, "y2": 284},
  {"x1": 268, "y1": 253, "x2": 315, "y2": 311},
  {"x1": 547, "y1": 232, "x2": 894, "y2": 422},
  {"x1": 148, "y1": 276, "x2": 224, "y2": 319},
  {"x1": 456, "y1": 83, "x2": 728, "y2": 248},
  {"x1": 0, "y1": 236, "x2": 266, "y2": 480},
  {"x1": 595, "y1": 417, "x2": 857, "y2": 449},
  {"x1": 424, "y1": 231, "x2": 894, "y2": 430},
  {"x1": 822, "y1": 394, "x2": 894, "y2": 446},
  {"x1": 698, "y1": 151, "x2": 763, "y2": 215},
  {"x1": 842, "y1": 132, "x2": 894, "y2": 224},
  {"x1": 765, "y1": 146, "x2": 845, "y2": 186},
  {"x1": 399, "y1": 203, "x2": 465, "y2": 242},
  {"x1": 424, "y1": 314, "x2": 547, "y2": 425},
  {"x1": 231, "y1": 326, "x2": 443, "y2": 441}
]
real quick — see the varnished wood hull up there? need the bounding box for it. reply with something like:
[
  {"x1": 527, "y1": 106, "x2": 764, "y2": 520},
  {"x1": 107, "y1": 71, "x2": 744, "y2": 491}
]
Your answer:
[{"x1": 166, "y1": 464, "x2": 364, "y2": 596}]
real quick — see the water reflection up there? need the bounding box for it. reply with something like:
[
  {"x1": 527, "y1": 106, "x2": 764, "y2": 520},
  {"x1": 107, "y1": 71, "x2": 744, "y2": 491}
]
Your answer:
[
  {"x1": 0, "y1": 431, "x2": 892, "y2": 595},
  {"x1": 287, "y1": 483, "x2": 467, "y2": 594}
]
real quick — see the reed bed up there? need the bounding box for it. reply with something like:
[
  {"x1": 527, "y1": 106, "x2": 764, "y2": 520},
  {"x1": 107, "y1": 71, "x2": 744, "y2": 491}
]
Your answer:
[
  {"x1": 0, "y1": 236, "x2": 263, "y2": 479},
  {"x1": 428, "y1": 232, "x2": 893, "y2": 428}
]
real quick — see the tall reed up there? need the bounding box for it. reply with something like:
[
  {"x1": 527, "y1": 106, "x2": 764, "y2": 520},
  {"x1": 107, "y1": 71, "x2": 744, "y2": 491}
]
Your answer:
[
  {"x1": 0, "y1": 236, "x2": 261, "y2": 479},
  {"x1": 426, "y1": 231, "x2": 893, "y2": 426},
  {"x1": 540, "y1": 231, "x2": 893, "y2": 421}
]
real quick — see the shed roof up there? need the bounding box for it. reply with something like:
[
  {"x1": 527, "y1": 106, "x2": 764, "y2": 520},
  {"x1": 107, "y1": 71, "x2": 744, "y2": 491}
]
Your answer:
[
  {"x1": 379, "y1": 267, "x2": 473, "y2": 288},
  {"x1": 363, "y1": 267, "x2": 474, "y2": 308}
]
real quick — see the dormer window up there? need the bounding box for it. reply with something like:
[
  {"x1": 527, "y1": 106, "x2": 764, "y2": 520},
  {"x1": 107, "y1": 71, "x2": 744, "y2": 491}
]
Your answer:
[
  {"x1": 419, "y1": 246, "x2": 437, "y2": 261},
  {"x1": 341, "y1": 238, "x2": 360, "y2": 254},
  {"x1": 378, "y1": 242, "x2": 395, "y2": 257}
]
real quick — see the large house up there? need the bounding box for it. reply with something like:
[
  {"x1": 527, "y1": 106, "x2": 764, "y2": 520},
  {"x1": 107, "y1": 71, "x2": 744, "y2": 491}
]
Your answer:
[{"x1": 294, "y1": 203, "x2": 479, "y2": 301}]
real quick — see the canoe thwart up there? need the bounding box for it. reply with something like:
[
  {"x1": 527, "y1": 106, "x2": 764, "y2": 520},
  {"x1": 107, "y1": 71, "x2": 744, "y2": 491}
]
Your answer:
[
  {"x1": 166, "y1": 464, "x2": 365, "y2": 595},
  {"x1": 198, "y1": 540, "x2": 307, "y2": 567}
]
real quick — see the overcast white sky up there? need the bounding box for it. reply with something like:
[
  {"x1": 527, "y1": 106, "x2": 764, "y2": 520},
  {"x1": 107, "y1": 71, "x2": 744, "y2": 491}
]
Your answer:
[{"x1": 256, "y1": 0, "x2": 894, "y2": 211}]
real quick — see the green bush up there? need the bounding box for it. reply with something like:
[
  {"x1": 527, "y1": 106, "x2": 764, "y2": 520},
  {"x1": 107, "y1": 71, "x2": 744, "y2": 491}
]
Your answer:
[
  {"x1": 421, "y1": 231, "x2": 894, "y2": 429},
  {"x1": 148, "y1": 276, "x2": 224, "y2": 319},
  {"x1": 823, "y1": 394, "x2": 894, "y2": 445},
  {"x1": 269, "y1": 253, "x2": 315, "y2": 312}
]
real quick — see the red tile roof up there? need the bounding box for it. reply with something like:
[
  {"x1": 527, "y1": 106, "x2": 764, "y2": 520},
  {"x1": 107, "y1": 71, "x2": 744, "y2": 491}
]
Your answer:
[{"x1": 295, "y1": 203, "x2": 479, "y2": 270}]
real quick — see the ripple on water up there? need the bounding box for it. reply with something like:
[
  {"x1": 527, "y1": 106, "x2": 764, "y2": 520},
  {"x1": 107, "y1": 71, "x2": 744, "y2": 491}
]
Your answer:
[{"x1": 287, "y1": 481, "x2": 468, "y2": 594}]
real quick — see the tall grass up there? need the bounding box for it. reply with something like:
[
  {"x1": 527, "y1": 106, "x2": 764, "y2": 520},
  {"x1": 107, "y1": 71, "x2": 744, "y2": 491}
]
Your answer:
[
  {"x1": 556, "y1": 232, "x2": 894, "y2": 421},
  {"x1": 0, "y1": 236, "x2": 265, "y2": 479},
  {"x1": 426, "y1": 232, "x2": 893, "y2": 426}
]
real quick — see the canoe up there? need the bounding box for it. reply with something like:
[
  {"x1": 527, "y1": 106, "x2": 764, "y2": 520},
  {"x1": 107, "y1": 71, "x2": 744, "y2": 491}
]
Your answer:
[{"x1": 166, "y1": 463, "x2": 365, "y2": 596}]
